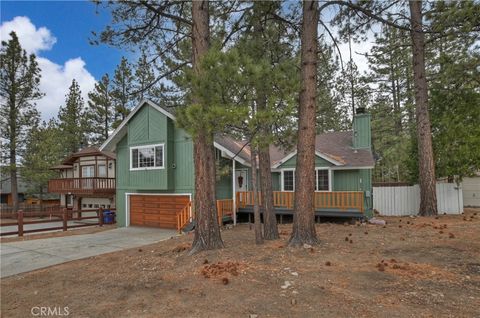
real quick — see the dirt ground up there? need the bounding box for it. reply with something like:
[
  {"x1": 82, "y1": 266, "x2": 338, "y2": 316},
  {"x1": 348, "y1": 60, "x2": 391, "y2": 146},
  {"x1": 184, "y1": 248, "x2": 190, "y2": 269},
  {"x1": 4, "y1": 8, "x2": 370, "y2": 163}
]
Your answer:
[{"x1": 1, "y1": 209, "x2": 479, "y2": 318}]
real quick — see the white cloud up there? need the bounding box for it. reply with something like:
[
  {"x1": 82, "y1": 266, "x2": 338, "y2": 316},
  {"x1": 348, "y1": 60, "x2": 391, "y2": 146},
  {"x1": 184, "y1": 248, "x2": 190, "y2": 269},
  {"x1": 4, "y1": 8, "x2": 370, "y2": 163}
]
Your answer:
[
  {"x1": 0, "y1": 16, "x2": 56, "y2": 54},
  {"x1": 37, "y1": 57, "x2": 96, "y2": 120},
  {"x1": 0, "y1": 17, "x2": 96, "y2": 121}
]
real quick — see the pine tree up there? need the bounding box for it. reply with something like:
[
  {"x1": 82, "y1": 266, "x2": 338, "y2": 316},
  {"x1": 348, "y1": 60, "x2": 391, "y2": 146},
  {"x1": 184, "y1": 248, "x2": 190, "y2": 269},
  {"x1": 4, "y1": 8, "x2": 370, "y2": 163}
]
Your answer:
[
  {"x1": 58, "y1": 79, "x2": 89, "y2": 155},
  {"x1": 87, "y1": 74, "x2": 114, "y2": 144},
  {"x1": 134, "y1": 51, "x2": 156, "y2": 102},
  {"x1": 21, "y1": 120, "x2": 64, "y2": 198},
  {"x1": 0, "y1": 31, "x2": 42, "y2": 211},
  {"x1": 111, "y1": 57, "x2": 135, "y2": 127},
  {"x1": 289, "y1": 0, "x2": 319, "y2": 247}
]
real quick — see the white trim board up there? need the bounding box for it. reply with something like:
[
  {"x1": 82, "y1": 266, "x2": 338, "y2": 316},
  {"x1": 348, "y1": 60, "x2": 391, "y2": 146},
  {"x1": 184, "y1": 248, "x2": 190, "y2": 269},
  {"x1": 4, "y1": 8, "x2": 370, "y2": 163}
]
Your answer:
[
  {"x1": 125, "y1": 192, "x2": 192, "y2": 227},
  {"x1": 272, "y1": 150, "x2": 343, "y2": 169}
]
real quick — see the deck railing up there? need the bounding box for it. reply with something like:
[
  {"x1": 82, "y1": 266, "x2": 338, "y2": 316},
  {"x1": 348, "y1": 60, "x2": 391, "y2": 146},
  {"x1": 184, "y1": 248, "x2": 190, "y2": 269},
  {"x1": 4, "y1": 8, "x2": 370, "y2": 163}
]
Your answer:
[
  {"x1": 236, "y1": 191, "x2": 364, "y2": 212},
  {"x1": 48, "y1": 177, "x2": 116, "y2": 194},
  {"x1": 217, "y1": 199, "x2": 234, "y2": 225},
  {"x1": 176, "y1": 201, "x2": 192, "y2": 232}
]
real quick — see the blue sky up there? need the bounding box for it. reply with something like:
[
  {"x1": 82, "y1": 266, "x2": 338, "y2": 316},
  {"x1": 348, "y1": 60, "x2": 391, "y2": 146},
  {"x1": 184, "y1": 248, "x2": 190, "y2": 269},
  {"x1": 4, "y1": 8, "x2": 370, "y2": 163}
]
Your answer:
[
  {"x1": 1, "y1": 0, "x2": 124, "y2": 79},
  {"x1": 0, "y1": 0, "x2": 132, "y2": 120}
]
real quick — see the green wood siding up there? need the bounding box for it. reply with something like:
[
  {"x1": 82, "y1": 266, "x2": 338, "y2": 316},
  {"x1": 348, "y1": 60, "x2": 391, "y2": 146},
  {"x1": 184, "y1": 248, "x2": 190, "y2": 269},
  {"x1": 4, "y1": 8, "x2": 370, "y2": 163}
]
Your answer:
[
  {"x1": 353, "y1": 113, "x2": 371, "y2": 149},
  {"x1": 216, "y1": 174, "x2": 232, "y2": 199},
  {"x1": 115, "y1": 105, "x2": 196, "y2": 226}
]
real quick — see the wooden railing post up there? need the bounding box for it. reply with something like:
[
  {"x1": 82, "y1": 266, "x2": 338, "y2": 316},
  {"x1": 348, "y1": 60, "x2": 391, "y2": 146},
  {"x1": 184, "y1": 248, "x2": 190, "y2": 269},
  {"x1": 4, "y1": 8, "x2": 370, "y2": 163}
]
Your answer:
[
  {"x1": 98, "y1": 207, "x2": 104, "y2": 227},
  {"x1": 62, "y1": 208, "x2": 68, "y2": 231},
  {"x1": 17, "y1": 210, "x2": 24, "y2": 237}
]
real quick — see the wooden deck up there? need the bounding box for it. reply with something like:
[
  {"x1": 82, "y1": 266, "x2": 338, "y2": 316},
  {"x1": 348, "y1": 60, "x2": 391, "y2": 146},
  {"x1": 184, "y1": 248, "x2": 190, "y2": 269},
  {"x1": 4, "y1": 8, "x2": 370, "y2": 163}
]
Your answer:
[
  {"x1": 48, "y1": 177, "x2": 116, "y2": 195},
  {"x1": 236, "y1": 191, "x2": 364, "y2": 212}
]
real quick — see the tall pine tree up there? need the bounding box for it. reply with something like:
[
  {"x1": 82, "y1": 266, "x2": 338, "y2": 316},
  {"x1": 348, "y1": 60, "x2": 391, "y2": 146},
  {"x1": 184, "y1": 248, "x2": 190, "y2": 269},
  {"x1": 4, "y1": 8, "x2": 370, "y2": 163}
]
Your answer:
[
  {"x1": 0, "y1": 31, "x2": 42, "y2": 211},
  {"x1": 111, "y1": 57, "x2": 135, "y2": 127},
  {"x1": 58, "y1": 79, "x2": 89, "y2": 155},
  {"x1": 87, "y1": 74, "x2": 114, "y2": 144}
]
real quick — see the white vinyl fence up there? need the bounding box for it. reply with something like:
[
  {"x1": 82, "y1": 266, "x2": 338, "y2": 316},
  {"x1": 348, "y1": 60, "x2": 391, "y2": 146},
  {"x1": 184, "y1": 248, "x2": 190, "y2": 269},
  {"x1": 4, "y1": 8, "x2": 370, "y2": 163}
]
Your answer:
[{"x1": 373, "y1": 183, "x2": 463, "y2": 216}]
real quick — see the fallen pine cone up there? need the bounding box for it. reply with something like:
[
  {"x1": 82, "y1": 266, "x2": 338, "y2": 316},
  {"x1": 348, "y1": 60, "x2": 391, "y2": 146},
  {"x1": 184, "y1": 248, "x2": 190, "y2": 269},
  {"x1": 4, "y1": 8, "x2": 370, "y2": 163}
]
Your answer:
[
  {"x1": 222, "y1": 277, "x2": 229, "y2": 285},
  {"x1": 449, "y1": 233, "x2": 455, "y2": 239},
  {"x1": 325, "y1": 261, "x2": 331, "y2": 266}
]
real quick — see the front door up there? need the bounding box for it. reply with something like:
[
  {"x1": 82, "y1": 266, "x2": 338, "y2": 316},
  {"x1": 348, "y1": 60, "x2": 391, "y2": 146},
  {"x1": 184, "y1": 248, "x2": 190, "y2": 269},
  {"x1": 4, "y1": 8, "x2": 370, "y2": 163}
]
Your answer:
[{"x1": 235, "y1": 170, "x2": 248, "y2": 192}]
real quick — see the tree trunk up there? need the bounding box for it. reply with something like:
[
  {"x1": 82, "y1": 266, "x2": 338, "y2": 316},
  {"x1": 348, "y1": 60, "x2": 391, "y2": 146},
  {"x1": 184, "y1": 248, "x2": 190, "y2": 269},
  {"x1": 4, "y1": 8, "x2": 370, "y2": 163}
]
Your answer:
[
  {"x1": 10, "y1": 164, "x2": 18, "y2": 212},
  {"x1": 289, "y1": 0, "x2": 319, "y2": 247},
  {"x1": 250, "y1": 1, "x2": 279, "y2": 241},
  {"x1": 409, "y1": 0, "x2": 438, "y2": 216},
  {"x1": 190, "y1": 0, "x2": 224, "y2": 254},
  {"x1": 259, "y1": 148, "x2": 279, "y2": 240},
  {"x1": 250, "y1": 146, "x2": 264, "y2": 245}
]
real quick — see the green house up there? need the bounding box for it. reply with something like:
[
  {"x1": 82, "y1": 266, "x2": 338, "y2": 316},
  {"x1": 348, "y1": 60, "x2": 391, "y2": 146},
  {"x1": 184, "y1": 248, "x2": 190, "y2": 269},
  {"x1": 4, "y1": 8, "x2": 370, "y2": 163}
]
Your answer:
[{"x1": 101, "y1": 100, "x2": 374, "y2": 230}]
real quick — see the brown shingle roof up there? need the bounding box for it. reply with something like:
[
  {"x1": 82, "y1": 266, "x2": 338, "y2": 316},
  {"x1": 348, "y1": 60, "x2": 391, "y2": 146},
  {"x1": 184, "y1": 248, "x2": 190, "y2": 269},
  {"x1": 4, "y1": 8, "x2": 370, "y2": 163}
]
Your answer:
[
  {"x1": 315, "y1": 131, "x2": 374, "y2": 167},
  {"x1": 61, "y1": 147, "x2": 116, "y2": 165},
  {"x1": 216, "y1": 131, "x2": 374, "y2": 168}
]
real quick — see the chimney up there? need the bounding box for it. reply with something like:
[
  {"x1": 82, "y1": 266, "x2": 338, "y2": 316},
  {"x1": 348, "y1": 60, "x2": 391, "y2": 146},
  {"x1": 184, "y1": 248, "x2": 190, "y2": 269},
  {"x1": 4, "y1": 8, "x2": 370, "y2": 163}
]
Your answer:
[{"x1": 353, "y1": 108, "x2": 371, "y2": 149}]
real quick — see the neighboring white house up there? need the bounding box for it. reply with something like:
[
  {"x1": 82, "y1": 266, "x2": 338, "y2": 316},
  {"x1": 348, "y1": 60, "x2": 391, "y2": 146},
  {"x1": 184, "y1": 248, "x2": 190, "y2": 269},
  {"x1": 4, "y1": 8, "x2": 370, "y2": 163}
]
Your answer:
[
  {"x1": 48, "y1": 147, "x2": 116, "y2": 210},
  {"x1": 462, "y1": 174, "x2": 480, "y2": 207}
]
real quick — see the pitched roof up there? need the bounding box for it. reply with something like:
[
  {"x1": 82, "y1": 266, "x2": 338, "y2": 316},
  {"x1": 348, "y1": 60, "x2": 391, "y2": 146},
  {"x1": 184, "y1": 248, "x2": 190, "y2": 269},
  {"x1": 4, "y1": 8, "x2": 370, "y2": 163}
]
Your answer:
[
  {"x1": 101, "y1": 99, "x2": 373, "y2": 169},
  {"x1": 315, "y1": 131, "x2": 375, "y2": 168},
  {"x1": 62, "y1": 146, "x2": 116, "y2": 165}
]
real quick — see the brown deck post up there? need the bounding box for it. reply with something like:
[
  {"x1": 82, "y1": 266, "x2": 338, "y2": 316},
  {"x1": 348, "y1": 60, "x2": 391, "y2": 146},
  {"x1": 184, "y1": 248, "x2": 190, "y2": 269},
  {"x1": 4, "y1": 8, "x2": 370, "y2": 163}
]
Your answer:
[
  {"x1": 98, "y1": 207, "x2": 104, "y2": 227},
  {"x1": 18, "y1": 210, "x2": 24, "y2": 237},
  {"x1": 62, "y1": 208, "x2": 68, "y2": 231}
]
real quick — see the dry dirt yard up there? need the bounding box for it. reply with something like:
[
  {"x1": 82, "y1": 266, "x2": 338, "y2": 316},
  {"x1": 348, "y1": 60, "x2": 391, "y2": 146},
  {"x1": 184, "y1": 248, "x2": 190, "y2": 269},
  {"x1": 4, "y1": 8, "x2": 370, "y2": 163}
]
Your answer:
[{"x1": 1, "y1": 209, "x2": 479, "y2": 318}]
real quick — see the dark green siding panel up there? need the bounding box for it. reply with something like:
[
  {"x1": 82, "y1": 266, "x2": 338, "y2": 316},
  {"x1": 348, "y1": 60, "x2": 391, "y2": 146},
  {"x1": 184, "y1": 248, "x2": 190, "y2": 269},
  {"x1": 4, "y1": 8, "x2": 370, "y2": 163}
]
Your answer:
[
  {"x1": 174, "y1": 134, "x2": 194, "y2": 191},
  {"x1": 272, "y1": 172, "x2": 281, "y2": 191},
  {"x1": 353, "y1": 113, "x2": 371, "y2": 149},
  {"x1": 333, "y1": 170, "x2": 360, "y2": 191},
  {"x1": 116, "y1": 136, "x2": 130, "y2": 188},
  {"x1": 116, "y1": 189, "x2": 127, "y2": 227},
  {"x1": 277, "y1": 154, "x2": 333, "y2": 169},
  {"x1": 148, "y1": 106, "x2": 168, "y2": 142},
  {"x1": 216, "y1": 174, "x2": 232, "y2": 199},
  {"x1": 128, "y1": 106, "x2": 149, "y2": 144}
]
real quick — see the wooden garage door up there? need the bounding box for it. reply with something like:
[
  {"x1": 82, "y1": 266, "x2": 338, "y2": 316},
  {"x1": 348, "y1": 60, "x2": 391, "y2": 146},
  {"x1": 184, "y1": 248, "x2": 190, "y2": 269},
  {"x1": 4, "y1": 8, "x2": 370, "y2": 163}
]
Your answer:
[{"x1": 130, "y1": 195, "x2": 190, "y2": 229}]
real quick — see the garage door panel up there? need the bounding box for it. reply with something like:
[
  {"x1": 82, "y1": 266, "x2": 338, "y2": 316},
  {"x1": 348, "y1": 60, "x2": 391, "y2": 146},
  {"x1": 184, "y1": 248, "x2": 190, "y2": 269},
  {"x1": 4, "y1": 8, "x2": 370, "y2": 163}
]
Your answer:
[{"x1": 130, "y1": 195, "x2": 190, "y2": 228}]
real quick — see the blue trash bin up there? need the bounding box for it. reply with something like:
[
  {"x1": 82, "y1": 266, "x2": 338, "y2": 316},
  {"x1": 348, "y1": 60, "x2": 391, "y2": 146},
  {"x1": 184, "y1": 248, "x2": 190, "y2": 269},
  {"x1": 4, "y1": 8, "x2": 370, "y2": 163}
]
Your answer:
[{"x1": 103, "y1": 210, "x2": 113, "y2": 224}]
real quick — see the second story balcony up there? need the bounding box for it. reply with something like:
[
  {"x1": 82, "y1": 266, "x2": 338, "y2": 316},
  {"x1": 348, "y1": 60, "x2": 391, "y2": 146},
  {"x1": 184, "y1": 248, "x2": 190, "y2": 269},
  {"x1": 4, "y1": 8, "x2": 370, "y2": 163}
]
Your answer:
[{"x1": 48, "y1": 177, "x2": 116, "y2": 195}]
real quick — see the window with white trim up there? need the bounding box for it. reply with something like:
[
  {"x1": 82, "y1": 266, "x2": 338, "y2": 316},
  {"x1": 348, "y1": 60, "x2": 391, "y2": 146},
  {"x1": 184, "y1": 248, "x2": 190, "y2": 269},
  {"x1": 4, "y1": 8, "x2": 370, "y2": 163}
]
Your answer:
[
  {"x1": 130, "y1": 144, "x2": 164, "y2": 170},
  {"x1": 283, "y1": 170, "x2": 295, "y2": 191},
  {"x1": 98, "y1": 164, "x2": 107, "y2": 177},
  {"x1": 316, "y1": 169, "x2": 329, "y2": 191}
]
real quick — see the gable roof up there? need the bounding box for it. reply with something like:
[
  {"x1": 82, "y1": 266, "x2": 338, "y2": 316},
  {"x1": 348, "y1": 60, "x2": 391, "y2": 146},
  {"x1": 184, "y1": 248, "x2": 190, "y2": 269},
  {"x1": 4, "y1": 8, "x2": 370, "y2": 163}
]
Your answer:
[{"x1": 100, "y1": 99, "x2": 176, "y2": 152}]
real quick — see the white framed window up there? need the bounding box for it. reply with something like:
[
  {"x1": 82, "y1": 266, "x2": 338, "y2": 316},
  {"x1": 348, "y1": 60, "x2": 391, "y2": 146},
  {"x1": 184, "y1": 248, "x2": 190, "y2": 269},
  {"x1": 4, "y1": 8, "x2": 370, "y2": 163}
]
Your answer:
[
  {"x1": 130, "y1": 144, "x2": 164, "y2": 170},
  {"x1": 281, "y1": 169, "x2": 295, "y2": 191},
  {"x1": 98, "y1": 164, "x2": 107, "y2": 177},
  {"x1": 82, "y1": 165, "x2": 95, "y2": 178},
  {"x1": 315, "y1": 169, "x2": 330, "y2": 191}
]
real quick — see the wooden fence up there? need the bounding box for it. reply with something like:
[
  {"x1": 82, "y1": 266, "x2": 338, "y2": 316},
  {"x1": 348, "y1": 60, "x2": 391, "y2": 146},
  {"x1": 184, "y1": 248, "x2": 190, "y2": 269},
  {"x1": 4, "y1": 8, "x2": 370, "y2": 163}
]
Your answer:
[
  {"x1": 373, "y1": 183, "x2": 463, "y2": 216},
  {"x1": 0, "y1": 207, "x2": 116, "y2": 237}
]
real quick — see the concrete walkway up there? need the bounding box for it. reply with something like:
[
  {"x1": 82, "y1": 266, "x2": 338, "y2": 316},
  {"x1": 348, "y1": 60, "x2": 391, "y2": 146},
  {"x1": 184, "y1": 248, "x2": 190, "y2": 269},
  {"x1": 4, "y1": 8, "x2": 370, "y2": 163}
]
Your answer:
[{"x1": 0, "y1": 227, "x2": 177, "y2": 278}]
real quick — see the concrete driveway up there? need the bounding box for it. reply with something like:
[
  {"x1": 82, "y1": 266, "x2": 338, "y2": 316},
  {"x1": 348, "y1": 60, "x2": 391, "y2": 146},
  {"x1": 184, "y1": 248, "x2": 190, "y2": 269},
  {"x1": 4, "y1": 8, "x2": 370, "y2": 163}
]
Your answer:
[{"x1": 0, "y1": 227, "x2": 177, "y2": 278}]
